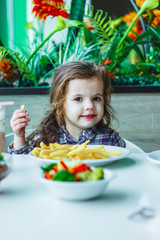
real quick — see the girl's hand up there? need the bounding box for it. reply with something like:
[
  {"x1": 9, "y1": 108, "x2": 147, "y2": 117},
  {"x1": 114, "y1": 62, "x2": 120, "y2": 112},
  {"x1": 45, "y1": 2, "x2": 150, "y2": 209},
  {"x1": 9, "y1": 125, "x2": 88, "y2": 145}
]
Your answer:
[{"x1": 10, "y1": 109, "x2": 30, "y2": 137}]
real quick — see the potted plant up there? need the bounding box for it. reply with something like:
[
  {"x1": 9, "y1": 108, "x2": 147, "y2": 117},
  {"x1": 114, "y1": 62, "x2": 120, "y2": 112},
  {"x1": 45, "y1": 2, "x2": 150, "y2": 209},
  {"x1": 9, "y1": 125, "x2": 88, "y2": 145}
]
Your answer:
[
  {"x1": 0, "y1": 0, "x2": 160, "y2": 94},
  {"x1": 82, "y1": 0, "x2": 160, "y2": 92},
  {"x1": 0, "y1": 0, "x2": 86, "y2": 94}
]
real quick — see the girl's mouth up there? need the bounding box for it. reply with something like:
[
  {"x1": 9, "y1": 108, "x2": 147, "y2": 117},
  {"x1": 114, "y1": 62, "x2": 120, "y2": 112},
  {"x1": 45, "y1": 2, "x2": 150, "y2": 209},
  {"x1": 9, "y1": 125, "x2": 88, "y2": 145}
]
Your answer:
[{"x1": 81, "y1": 114, "x2": 96, "y2": 119}]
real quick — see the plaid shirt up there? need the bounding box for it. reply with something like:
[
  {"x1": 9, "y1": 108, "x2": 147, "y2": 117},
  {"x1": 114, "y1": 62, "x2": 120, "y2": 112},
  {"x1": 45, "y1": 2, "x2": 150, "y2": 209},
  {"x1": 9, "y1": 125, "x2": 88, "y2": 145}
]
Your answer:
[{"x1": 8, "y1": 124, "x2": 126, "y2": 154}]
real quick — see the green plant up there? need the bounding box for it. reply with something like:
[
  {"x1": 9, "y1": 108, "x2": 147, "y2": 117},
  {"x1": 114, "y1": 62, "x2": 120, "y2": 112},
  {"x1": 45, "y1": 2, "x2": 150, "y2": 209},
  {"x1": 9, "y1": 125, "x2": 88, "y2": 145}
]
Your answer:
[
  {"x1": 0, "y1": 0, "x2": 84, "y2": 87},
  {"x1": 81, "y1": 0, "x2": 160, "y2": 86},
  {"x1": 1, "y1": 0, "x2": 160, "y2": 88}
]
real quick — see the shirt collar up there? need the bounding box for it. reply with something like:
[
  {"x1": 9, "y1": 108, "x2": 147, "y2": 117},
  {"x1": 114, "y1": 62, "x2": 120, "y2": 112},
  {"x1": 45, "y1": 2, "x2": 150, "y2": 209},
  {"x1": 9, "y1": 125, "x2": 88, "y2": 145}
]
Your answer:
[
  {"x1": 57, "y1": 125, "x2": 76, "y2": 144},
  {"x1": 58, "y1": 124, "x2": 101, "y2": 144}
]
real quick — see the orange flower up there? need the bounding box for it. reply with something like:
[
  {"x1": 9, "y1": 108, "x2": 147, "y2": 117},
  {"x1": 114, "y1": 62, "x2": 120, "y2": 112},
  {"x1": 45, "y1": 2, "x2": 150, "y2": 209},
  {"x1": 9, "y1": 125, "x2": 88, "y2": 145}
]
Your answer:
[
  {"x1": 123, "y1": 11, "x2": 140, "y2": 26},
  {"x1": 32, "y1": 0, "x2": 69, "y2": 21},
  {"x1": 128, "y1": 25, "x2": 143, "y2": 40},
  {"x1": 123, "y1": 12, "x2": 142, "y2": 40},
  {"x1": 102, "y1": 58, "x2": 115, "y2": 78},
  {"x1": 136, "y1": 0, "x2": 145, "y2": 8},
  {"x1": 151, "y1": 9, "x2": 160, "y2": 27},
  {"x1": 103, "y1": 57, "x2": 112, "y2": 65}
]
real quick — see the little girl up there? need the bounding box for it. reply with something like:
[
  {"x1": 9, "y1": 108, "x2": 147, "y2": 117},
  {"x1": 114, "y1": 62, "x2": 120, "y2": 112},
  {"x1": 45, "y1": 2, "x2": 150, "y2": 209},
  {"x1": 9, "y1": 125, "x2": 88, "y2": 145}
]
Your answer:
[{"x1": 9, "y1": 61, "x2": 125, "y2": 154}]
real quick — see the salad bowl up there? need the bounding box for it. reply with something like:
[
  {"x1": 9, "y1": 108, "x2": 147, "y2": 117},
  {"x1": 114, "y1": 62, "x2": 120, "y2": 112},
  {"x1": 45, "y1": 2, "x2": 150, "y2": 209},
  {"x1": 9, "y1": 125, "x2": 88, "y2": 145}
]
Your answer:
[
  {"x1": 0, "y1": 153, "x2": 12, "y2": 186},
  {"x1": 39, "y1": 168, "x2": 116, "y2": 200}
]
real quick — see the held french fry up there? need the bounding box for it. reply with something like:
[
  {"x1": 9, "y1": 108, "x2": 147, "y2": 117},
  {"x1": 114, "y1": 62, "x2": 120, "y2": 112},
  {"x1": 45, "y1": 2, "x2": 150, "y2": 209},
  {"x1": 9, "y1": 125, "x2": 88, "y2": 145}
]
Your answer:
[{"x1": 21, "y1": 105, "x2": 25, "y2": 110}]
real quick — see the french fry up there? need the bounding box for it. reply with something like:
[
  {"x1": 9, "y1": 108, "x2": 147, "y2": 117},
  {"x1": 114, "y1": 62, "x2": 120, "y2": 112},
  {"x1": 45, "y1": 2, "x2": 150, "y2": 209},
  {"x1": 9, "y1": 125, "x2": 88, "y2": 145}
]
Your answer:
[
  {"x1": 106, "y1": 151, "x2": 122, "y2": 156},
  {"x1": 32, "y1": 140, "x2": 122, "y2": 161},
  {"x1": 49, "y1": 143, "x2": 57, "y2": 150},
  {"x1": 39, "y1": 149, "x2": 55, "y2": 158},
  {"x1": 49, "y1": 150, "x2": 68, "y2": 158},
  {"x1": 67, "y1": 144, "x2": 86, "y2": 157},
  {"x1": 32, "y1": 147, "x2": 41, "y2": 157},
  {"x1": 40, "y1": 142, "x2": 50, "y2": 149},
  {"x1": 21, "y1": 105, "x2": 25, "y2": 110}
]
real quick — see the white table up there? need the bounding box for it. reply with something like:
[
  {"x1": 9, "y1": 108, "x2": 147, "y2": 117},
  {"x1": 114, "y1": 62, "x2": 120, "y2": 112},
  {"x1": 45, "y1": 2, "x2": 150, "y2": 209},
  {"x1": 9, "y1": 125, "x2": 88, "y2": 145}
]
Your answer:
[{"x1": 1, "y1": 141, "x2": 160, "y2": 240}]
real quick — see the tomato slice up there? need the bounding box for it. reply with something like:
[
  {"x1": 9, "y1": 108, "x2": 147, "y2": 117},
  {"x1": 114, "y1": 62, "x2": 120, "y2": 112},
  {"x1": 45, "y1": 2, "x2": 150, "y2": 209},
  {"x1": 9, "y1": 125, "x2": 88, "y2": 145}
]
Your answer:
[
  {"x1": 71, "y1": 164, "x2": 92, "y2": 174},
  {"x1": 44, "y1": 172, "x2": 53, "y2": 179},
  {"x1": 60, "y1": 161, "x2": 68, "y2": 170}
]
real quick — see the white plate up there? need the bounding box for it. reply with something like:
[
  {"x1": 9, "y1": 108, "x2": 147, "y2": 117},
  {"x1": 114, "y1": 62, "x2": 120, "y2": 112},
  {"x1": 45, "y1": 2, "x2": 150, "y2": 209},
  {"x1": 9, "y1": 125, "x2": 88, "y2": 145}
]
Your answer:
[
  {"x1": 147, "y1": 150, "x2": 160, "y2": 164},
  {"x1": 39, "y1": 169, "x2": 116, "y2": 200},
  {"x1": 29, "y1": 145, "x2": 130, "y2": 166}
]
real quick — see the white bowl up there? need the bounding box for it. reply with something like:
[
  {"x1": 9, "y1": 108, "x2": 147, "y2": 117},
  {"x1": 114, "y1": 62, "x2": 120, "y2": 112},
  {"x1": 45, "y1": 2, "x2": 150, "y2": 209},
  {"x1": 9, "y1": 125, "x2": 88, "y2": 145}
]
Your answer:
[
  {"x1": 0, "y1": 153, "x2": 12, "y2": 181},
  {"x1": 39, "y1": 169, "x2": 116, "y2": 200},
  {"x1": 147, "y1": 150, "x2": 160, "y2": 164}
]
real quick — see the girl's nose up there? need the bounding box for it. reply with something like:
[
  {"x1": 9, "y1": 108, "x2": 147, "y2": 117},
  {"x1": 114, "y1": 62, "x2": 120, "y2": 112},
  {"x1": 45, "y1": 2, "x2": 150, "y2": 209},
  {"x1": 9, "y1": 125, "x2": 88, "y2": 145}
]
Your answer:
[{"x1": 84, "y1": 100, "x2": 94, "y2": 110}]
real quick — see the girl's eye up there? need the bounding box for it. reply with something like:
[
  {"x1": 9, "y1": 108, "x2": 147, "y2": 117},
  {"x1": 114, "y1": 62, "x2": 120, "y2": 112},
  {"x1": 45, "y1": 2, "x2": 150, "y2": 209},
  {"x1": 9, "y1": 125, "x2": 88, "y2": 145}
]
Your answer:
[
  {"x1": 93, "y1": 96, "x2": 101, "y2": 101},
  {"x1": 74, "y1": 97, "x2": 83, "y2": 101}
]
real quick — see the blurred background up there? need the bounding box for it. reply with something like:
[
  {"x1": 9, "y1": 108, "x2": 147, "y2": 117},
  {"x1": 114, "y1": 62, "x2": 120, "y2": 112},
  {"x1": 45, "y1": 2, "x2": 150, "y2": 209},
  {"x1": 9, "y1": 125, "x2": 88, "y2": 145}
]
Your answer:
[{"x1": 0, "y1": 0, "x2": 131, "y2": 49}]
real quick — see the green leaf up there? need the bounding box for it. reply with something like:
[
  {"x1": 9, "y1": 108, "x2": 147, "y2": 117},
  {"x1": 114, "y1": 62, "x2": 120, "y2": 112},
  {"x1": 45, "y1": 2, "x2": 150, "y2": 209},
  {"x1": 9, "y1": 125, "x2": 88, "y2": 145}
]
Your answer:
[
  {"x1": 135, "y1": 62, "x2": 157, "y2": 68},
  {"x1": 69, "y1": 0, "x2": 86, "y2": 21},
  {"x1": 53, "y1": 170, "x2": 76, "y2": 182},
  {"x1": 0, "y1": 153, "x2": 3, "y2": 161},
  {"x1": 41, "y1": 163, "x2": 57, "y2": 172},
  {"x1": 106, "y1": 35, "x2": 120, "y2": 61},
  {"x1": 147, "y1": 25, "x2": 160, "y2": 41},
  {"x1": 86, "y1": 9, "x2": 116, "y2": 42},
  {"x1": 83, "y1": 27, "x2": 97, "y2": 45},
  {"x1": 67, "y1": 0, "x2": 86, "y2": 42}
]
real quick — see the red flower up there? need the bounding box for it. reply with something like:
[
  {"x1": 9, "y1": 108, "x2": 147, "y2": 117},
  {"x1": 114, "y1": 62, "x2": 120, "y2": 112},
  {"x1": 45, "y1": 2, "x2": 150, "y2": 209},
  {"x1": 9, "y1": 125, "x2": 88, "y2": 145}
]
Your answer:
[
  {"x1": 0, "y1": 59, "x2": 13, "y2": 80},
  {"x1": 32, "y1": 0, "x2": 69, "y2": 21},
  {"x1": 0, "y1": 59, "x2": 20, "y2": 82},
  {"x1": 108, "y1": 71, "x2": 115, "y2": 79},
  {"x1": 0, "y1": 59, "x2": 11, "y2": 72}
]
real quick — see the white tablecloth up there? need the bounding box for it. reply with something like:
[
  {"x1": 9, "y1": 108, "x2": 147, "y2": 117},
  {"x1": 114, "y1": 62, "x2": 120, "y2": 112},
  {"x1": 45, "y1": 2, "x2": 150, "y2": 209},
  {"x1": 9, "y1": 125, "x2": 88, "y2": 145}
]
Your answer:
[{"x1": 1, "y1": 141, "x2": 160, "y2": 240}]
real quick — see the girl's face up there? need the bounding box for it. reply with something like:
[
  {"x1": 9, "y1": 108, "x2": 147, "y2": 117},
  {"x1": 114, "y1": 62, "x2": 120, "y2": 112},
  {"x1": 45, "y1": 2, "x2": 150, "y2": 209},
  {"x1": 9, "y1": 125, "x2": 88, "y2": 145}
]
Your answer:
[{"x1": 63, "y1": 77, "x2": 104, "y2": 140}]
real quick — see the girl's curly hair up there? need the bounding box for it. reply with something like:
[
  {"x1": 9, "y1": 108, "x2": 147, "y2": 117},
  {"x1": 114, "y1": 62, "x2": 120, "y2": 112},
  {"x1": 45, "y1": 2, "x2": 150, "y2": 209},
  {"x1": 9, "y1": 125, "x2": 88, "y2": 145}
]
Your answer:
[{"x1": 26, "y1": 60, "x2": 115, "y2": 146}]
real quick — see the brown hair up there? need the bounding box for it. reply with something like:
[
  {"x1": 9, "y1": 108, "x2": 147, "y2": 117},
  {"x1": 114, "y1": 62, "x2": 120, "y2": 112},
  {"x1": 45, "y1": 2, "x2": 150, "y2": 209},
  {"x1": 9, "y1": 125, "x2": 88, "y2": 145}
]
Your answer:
[{"x1": 27, "y1": 61, "x2": 114, "y2": 146}]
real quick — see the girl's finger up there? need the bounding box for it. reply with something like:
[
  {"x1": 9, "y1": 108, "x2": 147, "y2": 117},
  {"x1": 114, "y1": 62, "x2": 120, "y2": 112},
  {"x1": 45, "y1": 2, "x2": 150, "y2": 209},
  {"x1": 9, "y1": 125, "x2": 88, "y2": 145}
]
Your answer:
[
  {"x1": 14, "y1": 109, "x2": 26, "y2": 114},
  {"x1": 11, "y1": 112, "x2": 29, "y2": 122},
  {"x1": 11, "y1": 119, "x2": 30, "y2": 129},
  {"x1": 12, "y1": 118, "x2": 30, "y2": 127}
]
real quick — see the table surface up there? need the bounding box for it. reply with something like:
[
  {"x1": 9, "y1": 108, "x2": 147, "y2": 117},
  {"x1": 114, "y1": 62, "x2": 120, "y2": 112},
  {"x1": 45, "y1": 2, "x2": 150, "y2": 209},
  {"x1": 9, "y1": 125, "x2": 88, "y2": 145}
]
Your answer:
[{"x1": 1, "y1": 141, "x2": 160, "y2": 240}]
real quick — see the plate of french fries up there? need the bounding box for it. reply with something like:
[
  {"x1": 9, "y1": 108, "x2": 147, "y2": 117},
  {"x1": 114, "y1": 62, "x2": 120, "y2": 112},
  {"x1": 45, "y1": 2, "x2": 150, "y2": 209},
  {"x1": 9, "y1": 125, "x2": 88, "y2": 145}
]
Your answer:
[{"x1": 29, "y1": 140, "x2": 130, "y2": 166}]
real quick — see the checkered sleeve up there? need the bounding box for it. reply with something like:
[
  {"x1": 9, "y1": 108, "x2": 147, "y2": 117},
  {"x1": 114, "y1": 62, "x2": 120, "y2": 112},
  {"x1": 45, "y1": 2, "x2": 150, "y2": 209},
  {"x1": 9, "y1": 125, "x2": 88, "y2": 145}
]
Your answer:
[
  {"x1": 8, "y1": 142, "x2": 32, "y2": 154},
  {"x1": 8, "y1": 133, "x2": 41, "y2": 154}
]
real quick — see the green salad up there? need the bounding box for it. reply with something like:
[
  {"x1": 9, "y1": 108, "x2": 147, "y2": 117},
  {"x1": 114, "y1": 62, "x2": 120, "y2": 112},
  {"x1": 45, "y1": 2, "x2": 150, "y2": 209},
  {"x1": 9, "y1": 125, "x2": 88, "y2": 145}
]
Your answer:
[
  {"x1": 41, "y1": 160, "x2": 104, "y2": 182},
  {"x1": 0, "y1": 153, "x2": 3, "y2": 161}
]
